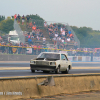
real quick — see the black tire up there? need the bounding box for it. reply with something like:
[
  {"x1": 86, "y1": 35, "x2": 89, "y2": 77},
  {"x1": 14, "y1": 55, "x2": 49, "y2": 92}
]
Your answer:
[
  {"x1": 62, "y1": 67, "x2": 69, "y2": 74},
  {"x1": 65, "y1": 67, "x2": 69, "y2": 74},
  {"x1": 43, "y1": 71, "x2": 50, "y2": 73},
  {"x1": 31, "y1": 69, "x2": 35, "y2": 73},
  {"x1": 55, "y1": 67, "x2": 60, "y2": 74}
]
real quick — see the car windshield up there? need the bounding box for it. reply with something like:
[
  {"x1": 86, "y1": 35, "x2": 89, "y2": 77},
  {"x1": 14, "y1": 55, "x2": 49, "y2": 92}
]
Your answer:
[{"x1": 37, "y1": 53, "x2": 60, "y2": 60}]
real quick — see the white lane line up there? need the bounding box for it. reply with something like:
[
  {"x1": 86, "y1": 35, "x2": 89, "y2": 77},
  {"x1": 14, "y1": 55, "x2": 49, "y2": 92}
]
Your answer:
[
  {"x1": 0, "y1": 67, "x2": 100, "y2": 70},
  {"x1": 0, "y1": 67, "x2": 30, "y2": 70}
]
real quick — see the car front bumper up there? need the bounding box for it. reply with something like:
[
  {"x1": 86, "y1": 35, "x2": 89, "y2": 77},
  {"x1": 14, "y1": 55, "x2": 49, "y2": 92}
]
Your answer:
[{"x1": 30, "y1": 64, "x2": 56, "y2": 71}]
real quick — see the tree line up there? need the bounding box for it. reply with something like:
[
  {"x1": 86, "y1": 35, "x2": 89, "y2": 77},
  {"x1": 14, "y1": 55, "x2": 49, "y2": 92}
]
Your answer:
[{"x1": 71, "y1": 26, "x2": 100, "y2": 48}]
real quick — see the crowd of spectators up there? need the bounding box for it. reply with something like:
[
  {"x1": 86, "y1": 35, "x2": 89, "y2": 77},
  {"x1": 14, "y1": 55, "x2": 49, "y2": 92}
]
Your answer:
[
  {"x1": 14, "y1": 14, "x2": 46, "y2": 45},
  {"x1": 13, "y1": 14, "x2": 76, "y2": 48},
  {"x1": 14, "y1": 14, "x2": 29, "y2": 25},
  {"x1": 45, "y1": 22, "x2": 75, "y2": 49}
]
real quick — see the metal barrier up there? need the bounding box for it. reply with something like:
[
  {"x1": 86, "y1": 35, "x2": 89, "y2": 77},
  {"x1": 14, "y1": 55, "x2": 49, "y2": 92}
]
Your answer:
[{"x1": 0, "y1": 45, "x2": 97, "y2": 57}]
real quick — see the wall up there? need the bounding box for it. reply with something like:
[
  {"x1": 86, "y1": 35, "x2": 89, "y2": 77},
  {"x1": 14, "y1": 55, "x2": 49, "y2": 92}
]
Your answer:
[
  {"x1": 0, "y1": 74, "x2": 100, "y2": 100},
  {"x1": 0, "y1": 54, "x2": 100, "y2": 61}
]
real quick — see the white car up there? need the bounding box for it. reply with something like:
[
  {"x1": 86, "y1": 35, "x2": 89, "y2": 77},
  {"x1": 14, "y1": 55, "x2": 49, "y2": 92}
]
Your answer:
[{"x1": 30, "y1": 52, "x2": 72, "y2": 74}]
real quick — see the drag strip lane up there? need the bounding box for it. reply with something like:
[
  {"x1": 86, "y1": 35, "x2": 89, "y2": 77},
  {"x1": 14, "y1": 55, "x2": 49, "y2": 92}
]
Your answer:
[
  {"x1": 0, "y1": 62, "x2": 100, "y2": 77},
  {"x1": 0, "y1": 67, "x2": 100, "y2": 70}
]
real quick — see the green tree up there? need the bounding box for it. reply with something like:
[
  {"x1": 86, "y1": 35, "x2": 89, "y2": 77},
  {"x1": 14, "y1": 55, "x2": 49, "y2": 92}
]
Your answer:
[
  {"x1": 71, "y1": 26, "x2": 100, "y2": 48},
  {"x1": 0, "y1": 15, "x2": 5, "y2": 22},
  {"x1": 29, "y1": 14, "x2": 44, "y2": 21},
  {"x1": 0, "y1": 17, "x2": 14, "y2": 33}
]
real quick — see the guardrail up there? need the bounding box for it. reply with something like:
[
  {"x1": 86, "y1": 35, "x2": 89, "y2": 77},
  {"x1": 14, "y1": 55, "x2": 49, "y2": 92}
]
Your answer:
[
  {"x1": 0, "y1": 74, "x2": 100, "y2": 100},
  {"x1": 0, "y1": 45, "x2": 95, "y2": 55}
]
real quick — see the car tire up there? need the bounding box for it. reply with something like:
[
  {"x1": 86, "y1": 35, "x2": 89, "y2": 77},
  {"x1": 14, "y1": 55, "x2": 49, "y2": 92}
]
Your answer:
[
  {"x1": 55, "y1": 67, "x2": 60, "y2": 74},
  {"x1": 65, "y1": 67, "x2": 69, "y2": 74},
  {"x1": 62, "y1": 67, "x2": 69, "y2": 74},
  {"x1": 31, "y1": 69, "x2": 35, "y2": 73},
  {"x1": 43, "y1": 71, "x2": 49, "y2": 73}
]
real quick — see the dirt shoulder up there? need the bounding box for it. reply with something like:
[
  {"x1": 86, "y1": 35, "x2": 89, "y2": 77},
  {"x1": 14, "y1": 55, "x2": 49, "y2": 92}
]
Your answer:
[{"x1": 18, "y1": 91, "x2": 100, "y2": 100}]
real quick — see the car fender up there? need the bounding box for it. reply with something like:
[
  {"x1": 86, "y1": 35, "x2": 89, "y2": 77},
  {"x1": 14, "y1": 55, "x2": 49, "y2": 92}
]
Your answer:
[{"x1": 55, "y1": 60, "x2": 61, "y2": 69}]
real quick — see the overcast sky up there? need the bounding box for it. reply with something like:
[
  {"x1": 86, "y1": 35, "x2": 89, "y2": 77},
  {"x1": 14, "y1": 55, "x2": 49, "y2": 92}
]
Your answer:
[{"x1": 0, "y1": 0, "x2": 100, "y2": 30}]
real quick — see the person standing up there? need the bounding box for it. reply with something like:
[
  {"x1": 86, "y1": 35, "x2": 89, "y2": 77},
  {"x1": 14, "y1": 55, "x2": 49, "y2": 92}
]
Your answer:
[
  {"x1": 26, "y1": 15, "x2": 30, "y2": 25},
  {"x1": 14, "y1": 14, "x2": 17, "y2": 20},
  {"x1": 17, "y1": 14, "x2": 20, "y2": 24},
  {"x1": 22, "y1": 15, "x2": 25, "y2": 25}
]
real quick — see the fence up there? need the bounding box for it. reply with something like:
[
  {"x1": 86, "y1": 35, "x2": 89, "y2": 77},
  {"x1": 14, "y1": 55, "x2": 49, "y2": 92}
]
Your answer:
[{"x1": 0, "y1": 45, "x2": 99, "y2": 57}]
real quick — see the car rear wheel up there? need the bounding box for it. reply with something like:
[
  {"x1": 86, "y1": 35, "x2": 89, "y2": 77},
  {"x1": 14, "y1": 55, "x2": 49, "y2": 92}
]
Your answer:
[{"x1": 31, "y1": 69, "x2": 35, "y2": 73}]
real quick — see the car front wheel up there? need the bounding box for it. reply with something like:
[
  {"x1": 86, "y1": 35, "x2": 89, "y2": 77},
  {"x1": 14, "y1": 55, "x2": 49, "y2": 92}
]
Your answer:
[
  {"x1": 55, "y1": 67, "x2": 60, "y2": 74},
  {"x1": 43, "y1": 71, "x2": 50, "y2": 73},
  {"x1": 31, "y1": 69, "x2": 35, "y2": 73}
]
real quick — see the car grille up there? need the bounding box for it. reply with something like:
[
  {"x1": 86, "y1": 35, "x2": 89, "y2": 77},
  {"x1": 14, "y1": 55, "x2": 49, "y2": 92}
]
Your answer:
[{"x1": 36, "y1": 61, "x2": 49, "y2": 65}]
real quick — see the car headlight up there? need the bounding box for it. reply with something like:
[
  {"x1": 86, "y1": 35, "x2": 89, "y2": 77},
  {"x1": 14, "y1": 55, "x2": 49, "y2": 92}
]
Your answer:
[
  {"x1": 50, "y1": 62, "x2": 56, "y2": 65},
  {"x1": 30, "y1": 60, "x2": 36, "y2": 64}
]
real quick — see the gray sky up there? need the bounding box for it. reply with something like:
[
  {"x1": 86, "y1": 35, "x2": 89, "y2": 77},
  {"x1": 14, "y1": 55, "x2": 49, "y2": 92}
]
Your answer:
[{"x1": 0, "y1": 0, "x2": 100, "y2": 30}]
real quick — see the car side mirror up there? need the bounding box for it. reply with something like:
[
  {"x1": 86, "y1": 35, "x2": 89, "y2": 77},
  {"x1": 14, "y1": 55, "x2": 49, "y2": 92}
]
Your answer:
[{"x1": 63, "y1": 58, "x2": 65, "y2": 60}]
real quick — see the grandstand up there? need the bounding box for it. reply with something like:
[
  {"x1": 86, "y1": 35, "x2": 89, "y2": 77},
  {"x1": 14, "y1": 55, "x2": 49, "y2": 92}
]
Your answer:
[{"x1": 14, "y1": 18, "x2": 80, "y2": 49}]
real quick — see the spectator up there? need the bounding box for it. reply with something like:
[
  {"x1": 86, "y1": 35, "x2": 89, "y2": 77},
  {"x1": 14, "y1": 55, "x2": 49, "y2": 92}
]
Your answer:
[
  {"x1": 37, "y1": 44, "x2": 41, "y2": 54},
  {"x1": 55, "y1": 32, "x2": 58, "y2": 39},
  {"x1": 43, "y1": 37, "x2": 46, "y2": 45},
  {"x1": 44, "y1": 22, "x2": 47, "y2": 27},
  {"x1": 68, "y1": 30, "x2": 71, "y2": 35},
  {"x1": 53, "y1": 37, "x2": 56, "y2": 45},
  {"x1": 14, "y1": 14, "x2": 17, "y2": 20},
  {"x1": 61, "y1": 29, "x2": 65, "y2": 37},
  {"x1": 31, "y1": 34, "x2": 34, "y2": 38},
  {"x1": 74, "y1": 42, "x2": 78, "y2": 49},
  {"x1": 29, "y1": 22, "x2": 33, "y2": 28},
  {"x1": 26, "y1": 15, "x2": 30, "y2": 25},
  {"x1": 69, "y1": 33, "x2": 74, "y2": 40},
  {"x1": 22, "y1": 15, "x2": 25, "y2": 25},
  {"x1": 67, "y1": 37, "x2": 71, "y2": 42},
  {"x1": 58, "y1": 24, "x2": 61, "y2": 30},
  {"x1": 17, "y1": 14, "x2": 20, "y2": 24},
  {"x1": 0, "y1": 36, "x2": 2, "y2": 41},
  {"x1": 33, "y1": 44, "x2": 37, "y2": 55},
  {"x1": 28, "y1": 38, "x2": 33, "y2": 45},
  {"x1": 36, "y1": 36, "x2": 40, "y2": 41},
  {"x1": 33, "y1": 22, "x2": 36, "y2": 26},
  {"x1": 32, "y1": 25, "x2": 36, "y2": 32},
  {"x1": 39, "y1": 30, "x2": 43, "y2": 37}
]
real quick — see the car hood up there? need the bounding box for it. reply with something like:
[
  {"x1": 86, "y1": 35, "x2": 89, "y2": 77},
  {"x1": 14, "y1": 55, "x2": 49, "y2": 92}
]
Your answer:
[{"x1": 36, "y1": 58, "x2": 59, "y2": 61}]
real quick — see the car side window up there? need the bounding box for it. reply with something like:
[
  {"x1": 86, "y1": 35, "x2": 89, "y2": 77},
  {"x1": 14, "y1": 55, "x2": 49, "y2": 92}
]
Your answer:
[{"x1": 61, "y1": 54, "x2": 67, "y2": 60}]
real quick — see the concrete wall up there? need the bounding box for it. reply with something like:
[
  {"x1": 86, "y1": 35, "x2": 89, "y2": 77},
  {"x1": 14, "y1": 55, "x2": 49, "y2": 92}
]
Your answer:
[
  {"x1": 0, "y1": 74, "x2": 100, "y2": 100},
  {"x1": 0, "y1": 54, "x2": 100, "y2": 61},
  {"x1": 0, "y1": 54, "x2": 37, "y2": 61}
]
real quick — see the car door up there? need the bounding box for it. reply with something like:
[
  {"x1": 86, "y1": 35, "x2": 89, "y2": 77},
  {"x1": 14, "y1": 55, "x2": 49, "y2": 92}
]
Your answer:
[{"x1": 60, "y1": 54, "x2": 68, "y2": 71}]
